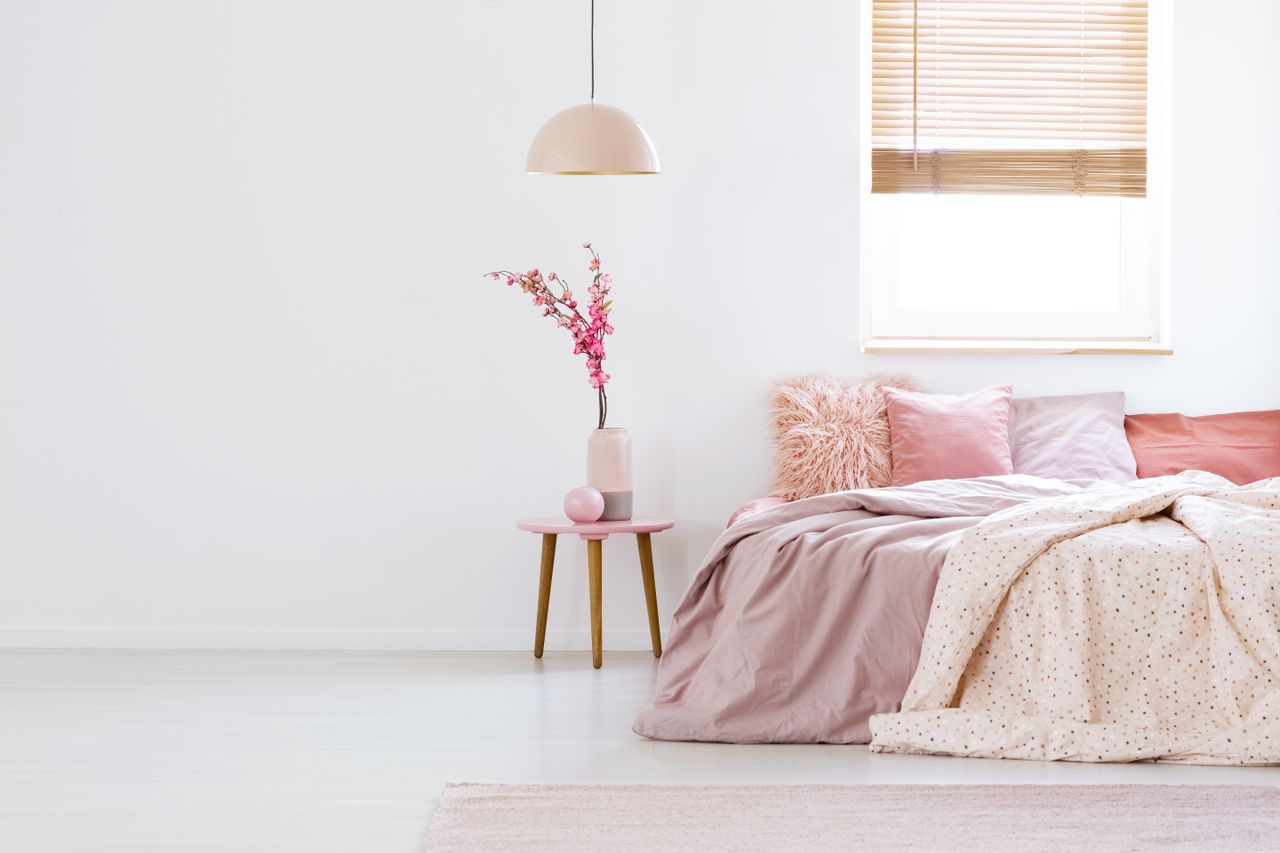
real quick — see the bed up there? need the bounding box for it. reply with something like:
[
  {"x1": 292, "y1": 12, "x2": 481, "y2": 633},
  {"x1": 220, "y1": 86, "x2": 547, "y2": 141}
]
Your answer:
[{"x1": 633, "y1": 381, "x2": 1280, "y2": 764}]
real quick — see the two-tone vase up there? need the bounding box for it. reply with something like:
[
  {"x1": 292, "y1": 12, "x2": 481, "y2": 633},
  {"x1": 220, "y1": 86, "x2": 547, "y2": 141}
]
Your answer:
[{"x1": 587, "y1": 427, "x2": 633, "y2": 521}]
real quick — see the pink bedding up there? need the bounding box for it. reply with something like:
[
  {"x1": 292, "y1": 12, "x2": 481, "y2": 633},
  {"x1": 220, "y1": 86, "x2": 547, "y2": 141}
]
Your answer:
[{"x1": 633, "y1": 475, "x2": 1081, "y2": 744}]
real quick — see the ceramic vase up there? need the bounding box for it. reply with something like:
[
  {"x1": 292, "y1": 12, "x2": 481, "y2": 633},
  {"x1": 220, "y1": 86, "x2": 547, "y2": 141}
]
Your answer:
[{"x1": 587, "y1": 428, "x2": 633, "y2": 521}]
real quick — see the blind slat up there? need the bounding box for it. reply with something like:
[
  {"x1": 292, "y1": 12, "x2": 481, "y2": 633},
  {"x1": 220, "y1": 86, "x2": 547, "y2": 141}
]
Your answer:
[
  {"x1": 871, "y1": 0, "x2": 1148, "y2": 196},
  {"x1": 871, "y1": 148, "x2": 1147, "y2": 196}
]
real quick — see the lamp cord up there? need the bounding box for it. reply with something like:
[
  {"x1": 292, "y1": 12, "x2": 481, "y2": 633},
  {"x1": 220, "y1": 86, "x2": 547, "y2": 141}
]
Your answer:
[{"x1": 590, "y1": 0, "x2": 595, "y2": 101}]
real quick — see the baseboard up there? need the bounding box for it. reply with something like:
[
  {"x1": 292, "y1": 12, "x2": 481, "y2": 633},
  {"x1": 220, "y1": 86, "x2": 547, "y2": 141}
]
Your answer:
[{"x1": 0, "y1": 628, "x2": 656, "y2": 652}]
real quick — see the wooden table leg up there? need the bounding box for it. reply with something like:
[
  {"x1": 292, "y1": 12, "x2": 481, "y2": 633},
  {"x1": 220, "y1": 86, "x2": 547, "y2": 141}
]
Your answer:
[
  {"x1": 636, "y1": 532, "x2": 662, "y2": 658},
  {"x1": 533, "y1": 533, "x2": 556, "y2": 658},
  {"x1": 587, "y1": 539, "x2": 603, "y2": 669}
]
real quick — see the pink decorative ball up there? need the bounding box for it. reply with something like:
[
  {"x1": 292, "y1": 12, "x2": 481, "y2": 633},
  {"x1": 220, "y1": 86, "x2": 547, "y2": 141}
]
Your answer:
[{"x1": 563, "y1": 486, "x2": 605, "y2": 523}]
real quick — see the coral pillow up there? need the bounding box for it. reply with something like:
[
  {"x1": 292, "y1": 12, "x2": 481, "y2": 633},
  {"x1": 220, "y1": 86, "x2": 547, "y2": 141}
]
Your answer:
[
  {"x1": 770, "y1": 374, "x2": 921, "y2": 500},
  {"x1": 1124, "y1": 411, "x2": 1280, "y2": 484},
  {"x1": 884, "y1": 385, "x2": 1014, "y2": 486},
  {"x1": 1011, "y1": 392, "x2": 1136, "y2": 483}
]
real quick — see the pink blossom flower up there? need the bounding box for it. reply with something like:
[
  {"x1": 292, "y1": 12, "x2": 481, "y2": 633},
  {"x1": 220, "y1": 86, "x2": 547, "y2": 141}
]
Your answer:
[{"x1": 486, "y1": 243, "x2": 615, "y2": 427}]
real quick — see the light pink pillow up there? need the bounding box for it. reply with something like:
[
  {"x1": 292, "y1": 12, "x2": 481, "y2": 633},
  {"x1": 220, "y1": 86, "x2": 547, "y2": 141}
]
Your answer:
[
  {"x1": 884, "y1": 385, "x2": 1014, "y2": 486},
  {"x1": 1011, "y1": 392, "x2": 1136, "y2": 483},
  {"x1": 725, "y1": 496, "x2": 789, "y2": 528}
]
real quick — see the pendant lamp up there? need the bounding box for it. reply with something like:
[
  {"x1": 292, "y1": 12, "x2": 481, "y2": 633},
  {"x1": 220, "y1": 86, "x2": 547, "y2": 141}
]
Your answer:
[{"x1": 525, "y1": 0, "x2": 660, "y2": 175}]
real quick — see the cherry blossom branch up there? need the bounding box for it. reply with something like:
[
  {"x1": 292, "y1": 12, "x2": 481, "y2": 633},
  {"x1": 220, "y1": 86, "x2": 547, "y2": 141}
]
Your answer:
[{"x1": 486, "y1": 242, "x2": 615, "y2": 429}]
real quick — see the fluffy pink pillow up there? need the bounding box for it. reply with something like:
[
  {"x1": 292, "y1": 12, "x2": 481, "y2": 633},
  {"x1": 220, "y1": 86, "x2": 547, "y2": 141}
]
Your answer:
[
  {"x1": 884, "y1": 385, "x2": 1014, "y2": 486},
  {"x1": 770, "y1": 374, "x2": 922, "y2": 500}
]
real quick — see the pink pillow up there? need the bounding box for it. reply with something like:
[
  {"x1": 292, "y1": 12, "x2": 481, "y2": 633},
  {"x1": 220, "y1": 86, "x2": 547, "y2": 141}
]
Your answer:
[
  {"x1": 1011, "y1": 392, "x2": 1136, "y2": 483},
  {"x1": 884, "y1": 385, "x2": 1014, "y2": 486},
  {"x1": 769, "y1": 374, "x2": 922, "y2": 500},
  {"x1": 726, "y1": 496, "x2": 789, "y2": 528},
  {"x1": 1124, "y1": 411, "x2": 1280, "y2": 484}
]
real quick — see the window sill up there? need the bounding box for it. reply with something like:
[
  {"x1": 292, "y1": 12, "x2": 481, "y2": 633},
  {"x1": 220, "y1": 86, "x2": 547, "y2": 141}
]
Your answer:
[{"x1": 862, "y1": 338, "x2": 1173, "y2": 356}]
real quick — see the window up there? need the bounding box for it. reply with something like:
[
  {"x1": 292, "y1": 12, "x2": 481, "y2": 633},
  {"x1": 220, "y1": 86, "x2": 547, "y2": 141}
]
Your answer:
[{"x1": 860, "y1": 0, "x2": 1169, "y2": 353}]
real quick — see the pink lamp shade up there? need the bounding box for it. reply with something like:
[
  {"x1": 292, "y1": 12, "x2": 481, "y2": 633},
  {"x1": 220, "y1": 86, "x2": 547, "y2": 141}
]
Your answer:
[{"x1": 525, "y1": 103, "x2": 660, "y2": 175}]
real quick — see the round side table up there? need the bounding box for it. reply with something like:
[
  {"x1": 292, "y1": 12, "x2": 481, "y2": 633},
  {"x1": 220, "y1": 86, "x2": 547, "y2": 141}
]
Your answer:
[{"x1": 516, "y1": 516, "x2": 674, "y2": 669}]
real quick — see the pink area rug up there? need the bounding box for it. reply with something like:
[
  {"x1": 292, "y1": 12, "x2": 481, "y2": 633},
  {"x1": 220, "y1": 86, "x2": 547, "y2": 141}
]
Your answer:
[{"x1": 425, "y1": 783, "x2": 1280, "y2": 852}]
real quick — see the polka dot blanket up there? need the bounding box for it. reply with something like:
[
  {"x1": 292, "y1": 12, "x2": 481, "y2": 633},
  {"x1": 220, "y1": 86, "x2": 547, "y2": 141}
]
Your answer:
[{"x1": 869, "y1": 471, "x2": 1280, "y2": 764}]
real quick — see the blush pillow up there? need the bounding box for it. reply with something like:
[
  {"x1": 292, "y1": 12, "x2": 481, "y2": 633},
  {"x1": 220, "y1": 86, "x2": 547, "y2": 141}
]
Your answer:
[
  {"x1": 725, "y1": 496, "x2": 789, "y2": 528},
  {"x1": 1010, "y1": 392, "x2": 1136, "y2": 483},
  {"x1": 770, "y1": 373, "x2": 922, "y2": 500},
  {"x1": 883, "y1": 385, "x2": 1014, "y2": 486},
  {"x1": 1124, "y1": 411, "x2": 1280, "y2": 484}
]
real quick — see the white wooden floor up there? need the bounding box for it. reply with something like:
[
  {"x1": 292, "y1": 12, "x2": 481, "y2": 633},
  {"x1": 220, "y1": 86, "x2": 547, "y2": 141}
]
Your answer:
[{"x1": 1, "y1": 650, "x2": 1275, "y2": 852}]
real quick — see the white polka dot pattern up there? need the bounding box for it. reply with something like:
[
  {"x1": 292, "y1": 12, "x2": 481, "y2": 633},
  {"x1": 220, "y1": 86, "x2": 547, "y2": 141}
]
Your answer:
[{"x1": 869, "y1": 471, "x2": 1280, "y2": 764}]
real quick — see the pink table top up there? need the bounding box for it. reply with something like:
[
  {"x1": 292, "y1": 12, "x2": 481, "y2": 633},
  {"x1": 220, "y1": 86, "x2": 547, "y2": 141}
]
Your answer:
[{"x1": 517, "y1": 516, "x2": 675, "y2": 540}]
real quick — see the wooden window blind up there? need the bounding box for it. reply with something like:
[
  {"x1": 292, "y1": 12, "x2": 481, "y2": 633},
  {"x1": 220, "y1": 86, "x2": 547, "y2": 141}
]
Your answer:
[{"x1": 871, "y1": 0, "x2": 1148, "y2": 196}]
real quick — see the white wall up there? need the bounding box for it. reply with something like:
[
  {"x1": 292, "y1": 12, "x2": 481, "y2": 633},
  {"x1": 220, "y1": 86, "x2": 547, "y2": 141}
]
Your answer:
[{"x1": 2, "y1": 0, "x2": 1277, "y2": 650}]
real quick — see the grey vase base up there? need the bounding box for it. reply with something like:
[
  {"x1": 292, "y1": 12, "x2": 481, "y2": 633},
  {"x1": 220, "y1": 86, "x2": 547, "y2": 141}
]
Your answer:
[{"x1": 598, "y1": 490, "x2": 633, "y2": 521}]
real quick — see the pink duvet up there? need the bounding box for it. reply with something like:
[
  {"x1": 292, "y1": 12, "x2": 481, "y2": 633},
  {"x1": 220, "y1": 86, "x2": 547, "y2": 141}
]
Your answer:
[{"x1": 633, "y1": 476, "x2": 1081, "y2": 743}]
